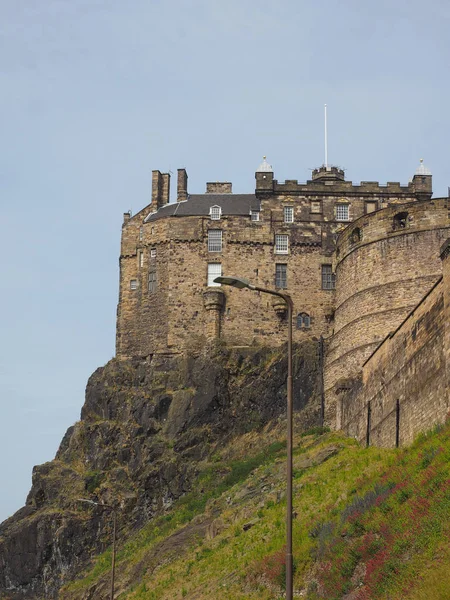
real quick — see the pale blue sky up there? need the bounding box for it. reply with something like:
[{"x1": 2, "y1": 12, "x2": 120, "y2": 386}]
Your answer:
[{"x1": 1, "y1": 0, "x2": 449, "y2": 522}]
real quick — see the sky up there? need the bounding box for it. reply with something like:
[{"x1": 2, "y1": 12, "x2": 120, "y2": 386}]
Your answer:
[{"x1": 0, "y1": 0, "x2": 449, "y2": 523}]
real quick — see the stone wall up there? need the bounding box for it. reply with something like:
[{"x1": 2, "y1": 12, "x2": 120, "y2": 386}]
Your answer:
[
  {"x1": 116, "y1": 166, "x2": 430, "y2": 360},
  {"x1": 324, "y1": 198, "x2": 450, "y2": 424},
  {"x1": 339, "y1": 276, "x2": 448, "y2": 447}
]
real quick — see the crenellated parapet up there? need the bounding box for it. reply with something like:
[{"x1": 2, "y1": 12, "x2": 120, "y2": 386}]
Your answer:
[{"x1": 116, "y1": 158, "x2": 438, "y2": 366}]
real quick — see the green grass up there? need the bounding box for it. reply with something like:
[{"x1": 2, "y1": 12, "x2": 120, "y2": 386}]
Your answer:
[{"x1": 61, "y1": 421, "x2": 450, "y2": 600}]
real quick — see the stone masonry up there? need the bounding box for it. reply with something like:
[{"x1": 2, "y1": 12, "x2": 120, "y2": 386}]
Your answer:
[
  {"x1": 115, "y1": 157, "x2": 449, "y2": 443},
  {"x1": 338, "y1": 240, "x2": 450, "y2": 447},
  {"x1": 116, "y1": 160, "x2": 431, "y2": 359}
]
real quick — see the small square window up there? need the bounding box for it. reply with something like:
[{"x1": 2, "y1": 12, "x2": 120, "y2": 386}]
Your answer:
[
  {"x1": 275, "y1": 264, "x2": 287, "y2": 289},
  {"x1": 210, "y1": 206, "x2": 222, "y2": 220},
  {"x1": 275, "y1": 234, "x2": 289, "y2": 254},
  {"x1": 251, "y1": 210, "x2": 260, "y2": 222},
  {"x1": 207, "y1": 263, "x2": 222, "y2": 287},
  {"x1": 284, "y1": 206, "x2": 294, "y2": 223},
  {"x1": 310, "y1": 201, "x2": 322, "y2": 214},
  {"x1": 208, "y1": 229, "x2": 223, "y2": 252},
  {"x1": 130, "y1": 279, "x2": 138, "y2": 290},
  {"x1": 336, "y1": 203, "x2": 349, "y2": 221},
  {"x1": 148, "y1": 270, "x2": 157, "y2": 293},
  {"x1": 321, "y1": 265, "x2": 335, "y2": 290},
  {"x1": 150, "y1": 248, "x2": 156, "y2": 258}
]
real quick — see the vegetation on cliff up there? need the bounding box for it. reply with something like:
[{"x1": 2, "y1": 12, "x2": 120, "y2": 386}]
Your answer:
[
  {"x1": 1, "y1": 342, "x2": 448, "y2": 599},
  {"x1": 0, "y1": 342, "x2": 321, "y2": 599},
  {"x1": 61, "y1": 420, "x2": 449, "y2": 600}
]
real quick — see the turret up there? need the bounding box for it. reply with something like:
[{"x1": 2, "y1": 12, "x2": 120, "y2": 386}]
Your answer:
[
  {"x1": 412, "y1": 159, "x2": 432, "y2": 201},
  {"x1": 255, "y1": 156, "x2": 274, "y2": 193},
  {"x1": 311, "y1": 165, "x2": 345, "y2": 182}
]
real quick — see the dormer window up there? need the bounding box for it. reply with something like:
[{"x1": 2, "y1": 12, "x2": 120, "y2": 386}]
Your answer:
[
  {"x1": 210, "y1": 206, "x2": 222, "y2": 220},
  {"x1": 251, "y1": 210, "x2": 260, "y2": 222}
]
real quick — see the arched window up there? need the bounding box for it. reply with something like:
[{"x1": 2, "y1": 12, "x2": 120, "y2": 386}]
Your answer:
[
  {"x1": 296, "y1": 313, "x2": 311, "y2": 329},
  {"x1": 393, "y1": 212, "x2": 408, "y2": 230},
  {"x1": 350, "y1": 227, "x2": 362, "y2": 244}
]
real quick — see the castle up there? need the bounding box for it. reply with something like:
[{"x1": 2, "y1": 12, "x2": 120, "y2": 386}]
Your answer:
[{"x1": 116, "y1": 158, "x2": 450, "y2": 446}]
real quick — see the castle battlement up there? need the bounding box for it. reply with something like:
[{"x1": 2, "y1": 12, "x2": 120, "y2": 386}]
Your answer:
[
  {"x1": 116, "y1": 158, "x2": 435, "y2": 365},
  {"x1": 114, "y1": 157, "x2": 450, "y2": 443}
]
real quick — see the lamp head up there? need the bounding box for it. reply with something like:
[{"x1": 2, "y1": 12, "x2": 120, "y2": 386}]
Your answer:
[{"x1": 214, "y1": 276, "x2": 254, "y2": 289}]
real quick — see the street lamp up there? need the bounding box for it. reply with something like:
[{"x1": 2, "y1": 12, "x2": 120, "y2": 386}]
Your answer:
[
  {"x1": 78, "y1": 498, "x2": 117, "y2": 600},
  {"x1": 214, "y1": 276, "x2": 294, "y2": 600}
]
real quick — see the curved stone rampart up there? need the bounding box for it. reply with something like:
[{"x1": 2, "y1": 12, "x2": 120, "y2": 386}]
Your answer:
[{"x1": 325, "y1": 198, "x2": 450, "y2": 424}]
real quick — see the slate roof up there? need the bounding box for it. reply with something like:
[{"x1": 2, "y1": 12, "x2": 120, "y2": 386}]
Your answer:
[{"x1": 144, "y1": 194, "x2": 260, "y2": 222}]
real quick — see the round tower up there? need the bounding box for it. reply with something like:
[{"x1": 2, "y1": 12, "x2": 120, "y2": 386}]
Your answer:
[{"x1": 325, "y1": 197, "x2": 450, "y2": 426}]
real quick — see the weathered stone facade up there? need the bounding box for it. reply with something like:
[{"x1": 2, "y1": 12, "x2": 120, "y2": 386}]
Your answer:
[
  {"x1": 337, "y1": 239, "x2": 450, "y2": 447},
  {"x1": 116, "y1": 161, "x2": 430, "y2": 359},
  {"x1": 115, "y1": 158, "x2": 449, "y2": 444},
  {"x1": 324, "y1": 198, "x2": 450, "y2": 424}
]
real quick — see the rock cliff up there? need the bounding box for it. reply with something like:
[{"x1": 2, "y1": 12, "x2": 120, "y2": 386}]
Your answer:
[{"x1": 0, "y1": 341, "x2": 321, "y2": 599}]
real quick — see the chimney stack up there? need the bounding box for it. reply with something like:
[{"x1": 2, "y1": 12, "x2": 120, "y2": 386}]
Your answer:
[
  {"x1": 162, "y1": 173, "x2": 170, "y2": 205},
  {"x1": 177, "y1": 168, "x2": 188, "y2": 202},
  {"x1": 152, "y1": 170, "x2": 163, "y2": 208},
  {"x1": 206, "y1": 182, "x2": 232, "y2": 194}
]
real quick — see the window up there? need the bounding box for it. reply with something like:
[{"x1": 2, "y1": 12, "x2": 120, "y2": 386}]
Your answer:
[
  {"x1": 150, "y1": 248, "x2": 156, "y2": 258},
  {"x1": 139, "y1": 251, "x2": 144, "y2": 268},
  {"x1": 322, "y1": 265, "x2": 335, "y2": 290},
  {"x1": 208, "y1": 229, "x2": 223, "y2": 252},
  {"x1": 275, "y1": 234, "x2": 289, "y2": 254},
  {"x1": 284, "y1": 206, "x2": 294, "y2": 223},
  {"x1": 393, "y1": 212, "x2": 408, "y2": 230},
  {"x1": 210, "y1": 205, "x2": 222, "y2": 220},
  {"x1": 365, "y1": 201, "x2": 377, "y2": 214},
  {"x1": 296, "y1": 313, "x2": 311, "y2": 329},
  {"x1": 251, "y1": 210, "x2": 260, "y2": 222},
  {"x1": 130, "y1": 279, "x2": 138, "y2": 290},
  {"x1": 335, "y1": 203, "x2": 349, "y2": 221},
  {"x1": 310, "y1": 201, "x2": 322, "y2": 214},
  {"x1": 275, "y1": 264, "x2": 287, "y2": 289},
  {"x1": 350, "y1": 228, "x2": 362, "y2": 244},
  {"x1": 148, "y1": 270, "x2": 157, "y2": 293},
  {"x1": 139, "y1": 227, "x2": 143, "y2": 241},
  {"x1": 207, "y1": 263, "x2": 222, "y2": 287}
]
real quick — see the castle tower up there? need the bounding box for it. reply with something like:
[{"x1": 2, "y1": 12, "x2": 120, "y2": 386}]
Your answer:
[
  {"x1": 412, "y1": 159, "x2": 432, "y2": 201},
  {"x1": 325, "y1": 198, "x2": 450, "y2": 427}
]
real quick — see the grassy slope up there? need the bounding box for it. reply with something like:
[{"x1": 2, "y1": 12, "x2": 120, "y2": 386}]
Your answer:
[{"x1": 61, "y1": 419, "x2": 450, "y2": 600}]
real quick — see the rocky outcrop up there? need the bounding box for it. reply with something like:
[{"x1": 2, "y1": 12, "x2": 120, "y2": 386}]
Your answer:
[{"x1": 0, "y1": 342, "x2": 321, "y2": 599}]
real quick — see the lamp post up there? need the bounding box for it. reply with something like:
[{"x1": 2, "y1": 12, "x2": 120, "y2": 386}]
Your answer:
[
  {"x1": 214, "y1": 276, "x2": 294, "y2": 600},
  {"x1": 78, "y1": 498, "x2": 117, "y2": 600}
]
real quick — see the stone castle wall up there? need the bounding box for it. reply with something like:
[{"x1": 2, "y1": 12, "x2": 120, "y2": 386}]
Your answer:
[
  {"x1": 339, "y1": 268, "x2": 449, "y2": 447},
  {"x1": 116, "y1": 164, "x2": 449, "y2": 443},
  {"x1": 116, "y1": 166, "x2": 427, "y2": 359},
  {"x1": 324, "y1": 198, "x2": 450, "y2": 424}
]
